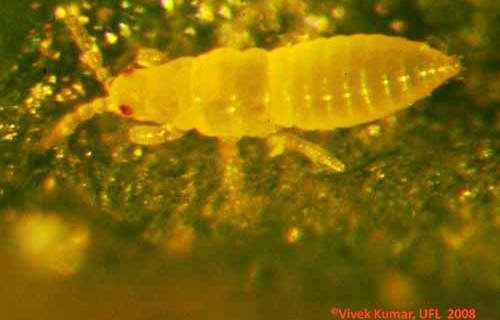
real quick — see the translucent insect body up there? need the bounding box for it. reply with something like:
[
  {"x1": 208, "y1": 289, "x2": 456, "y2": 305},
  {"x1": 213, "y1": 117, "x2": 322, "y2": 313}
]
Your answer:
[{"x1": 45, "y1": 6, "x2": 460, "y2": 226}]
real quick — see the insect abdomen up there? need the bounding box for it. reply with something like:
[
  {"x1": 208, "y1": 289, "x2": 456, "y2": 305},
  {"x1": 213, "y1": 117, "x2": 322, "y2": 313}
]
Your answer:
[{"x1": 267, "y1": 34, "x2": 460, "y2": 130}]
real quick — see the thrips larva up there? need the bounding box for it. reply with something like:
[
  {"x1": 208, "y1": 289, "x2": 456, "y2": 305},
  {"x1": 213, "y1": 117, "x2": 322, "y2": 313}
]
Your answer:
[{"x1": 44, "y1": 6, "x2": 461, "y2": 223}]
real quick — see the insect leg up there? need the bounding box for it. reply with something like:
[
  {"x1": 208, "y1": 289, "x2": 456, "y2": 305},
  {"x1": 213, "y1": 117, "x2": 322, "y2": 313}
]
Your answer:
[
  {"x1": 266, "y1": 133, "x2": 346, "y2": 172},
  {"x1": 55, "y1": 5, "x2": 110, "y2": 85},
  {"x1": 128, "y1": 125, "x2": 185, "y2": 146},
  {"x1": 217, "y1": 138, "x2": 248, "y2": 224},
  {"x1": 42, "y1": 97, "x2": 110, "y2": 149},
  {"x1": 134, "y1": 48, "x2": 167, "y2": 68}
]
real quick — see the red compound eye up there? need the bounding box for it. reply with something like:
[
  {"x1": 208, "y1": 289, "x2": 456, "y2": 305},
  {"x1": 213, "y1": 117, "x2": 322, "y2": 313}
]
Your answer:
[
  {"x1": 119, "y1": 105, "x2": 133, "y2": 116},
  {"x1": 122, "y1": 66, "x2": 134, "y2": 76}
]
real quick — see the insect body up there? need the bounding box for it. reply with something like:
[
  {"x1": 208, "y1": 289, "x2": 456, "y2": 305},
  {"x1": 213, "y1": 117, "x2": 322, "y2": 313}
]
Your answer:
[
  {"x1": 46, "y1": 6, "x2": 460, "y2": 226},
  {"x1": 107, "y1": 35, "x2": 460, "y2": 138}
]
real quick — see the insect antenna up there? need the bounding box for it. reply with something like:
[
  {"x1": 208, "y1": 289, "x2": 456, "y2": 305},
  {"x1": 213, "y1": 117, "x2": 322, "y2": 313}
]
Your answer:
[
  {"x1": 42, "y1": 97, "x2": 111, "y2": 149},
  {"x1": 55, "y1": 5, "x2": 110, "y2": 87}
]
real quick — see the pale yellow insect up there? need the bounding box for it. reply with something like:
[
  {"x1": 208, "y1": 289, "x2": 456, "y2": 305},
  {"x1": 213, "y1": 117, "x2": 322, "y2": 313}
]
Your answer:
[{"x1": 45, "y1": 6, "x2": 460, "y2": 221}]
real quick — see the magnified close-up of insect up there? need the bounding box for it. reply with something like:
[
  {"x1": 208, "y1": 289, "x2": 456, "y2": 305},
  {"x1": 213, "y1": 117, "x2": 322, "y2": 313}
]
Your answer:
[
  {"x1": 1, "y1": 1, "x2": 498, "y2": 319},
  {"x1": 43, "y1": 5, "x2": 460, "y2": 227}
]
